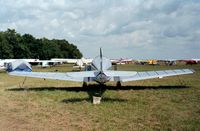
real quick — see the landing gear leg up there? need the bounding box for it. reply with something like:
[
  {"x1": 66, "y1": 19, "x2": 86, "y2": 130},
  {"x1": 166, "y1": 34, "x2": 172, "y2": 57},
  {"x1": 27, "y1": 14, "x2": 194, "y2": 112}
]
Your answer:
[
  {"x1": 116, "y1": 81, "x2": 121, "y2": 87},
  {"x1": 82, "y1": 82, "x2": 87, "y2": 88},
  {"x1": 93, "y1": 84, "x2": 105, "y2": 104}
]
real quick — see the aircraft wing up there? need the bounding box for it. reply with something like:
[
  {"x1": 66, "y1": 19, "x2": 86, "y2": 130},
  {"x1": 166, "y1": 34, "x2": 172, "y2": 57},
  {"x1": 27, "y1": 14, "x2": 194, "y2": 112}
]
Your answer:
[
  {"x1": 7, "y1": 60, "x2": 195, "y2": 83},
  {"x1": 9, "y1": 71, "x2": 96, "y2": 82},
  {"x1": 7, "y1": 60, "x2": 98, "y2": 82},
  {"x1": 105, "y1": 69, "x2": 194, "y2": 82}
]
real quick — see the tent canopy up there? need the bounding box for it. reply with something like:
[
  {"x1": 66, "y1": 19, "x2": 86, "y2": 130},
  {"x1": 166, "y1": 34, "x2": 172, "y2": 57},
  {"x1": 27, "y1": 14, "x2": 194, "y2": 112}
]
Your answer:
[{"x1": 7, "y1": 60, "x2": 32, "y2": 72}]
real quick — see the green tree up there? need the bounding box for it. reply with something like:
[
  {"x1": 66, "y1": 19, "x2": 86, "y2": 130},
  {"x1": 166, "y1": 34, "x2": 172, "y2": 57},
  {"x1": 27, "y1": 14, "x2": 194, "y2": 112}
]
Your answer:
[
  {"x1": 0, "y1": 32, "x2": 13, "y2": 59},
  {"x1": 0, "y1": 29, "x2": 83, "y2": 59}
]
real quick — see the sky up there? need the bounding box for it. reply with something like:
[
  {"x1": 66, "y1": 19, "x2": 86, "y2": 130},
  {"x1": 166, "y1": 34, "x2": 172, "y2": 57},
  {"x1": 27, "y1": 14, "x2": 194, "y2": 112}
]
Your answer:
[{"x1": 0, "y1": 0, "x2": 200, "y2": 59}]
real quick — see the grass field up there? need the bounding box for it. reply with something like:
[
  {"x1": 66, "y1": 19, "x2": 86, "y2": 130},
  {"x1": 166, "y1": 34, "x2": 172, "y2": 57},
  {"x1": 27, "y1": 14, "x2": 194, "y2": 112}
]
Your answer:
[{"x1": 0, "y1": 64, "x2": 200, "y2": 130}]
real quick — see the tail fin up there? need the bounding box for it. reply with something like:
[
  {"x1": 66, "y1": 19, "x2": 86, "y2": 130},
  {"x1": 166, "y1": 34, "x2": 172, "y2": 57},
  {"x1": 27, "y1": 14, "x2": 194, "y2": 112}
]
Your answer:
[{"x1": 100, "y1": 48, "x2": 103, "y2": 72}]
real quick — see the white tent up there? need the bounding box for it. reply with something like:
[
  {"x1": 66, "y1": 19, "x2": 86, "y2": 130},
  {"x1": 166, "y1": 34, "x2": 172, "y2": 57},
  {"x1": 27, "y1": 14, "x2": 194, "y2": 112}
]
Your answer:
[{"x1": 7, "y1": 60, "x2": 32, "y2": 72}]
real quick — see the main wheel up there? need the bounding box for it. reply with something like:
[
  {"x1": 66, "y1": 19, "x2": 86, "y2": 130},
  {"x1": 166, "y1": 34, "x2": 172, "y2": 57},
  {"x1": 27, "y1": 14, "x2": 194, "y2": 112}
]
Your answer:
[
  {"x1": 116, "y1": 81, "x2": 121, "y2": 87},
  {"x1": 82, "y1": 82, "x2": 87, "y2": 88}
]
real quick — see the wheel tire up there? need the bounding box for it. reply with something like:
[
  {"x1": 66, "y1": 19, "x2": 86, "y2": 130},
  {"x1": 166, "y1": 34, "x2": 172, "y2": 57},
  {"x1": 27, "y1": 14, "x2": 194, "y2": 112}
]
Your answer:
[
  {"x1": 116, "y1": 81, "x2": 121, "y2": 87},
  {"x1": 82, "y1": 82, "x2": 87, "y2": 88}
]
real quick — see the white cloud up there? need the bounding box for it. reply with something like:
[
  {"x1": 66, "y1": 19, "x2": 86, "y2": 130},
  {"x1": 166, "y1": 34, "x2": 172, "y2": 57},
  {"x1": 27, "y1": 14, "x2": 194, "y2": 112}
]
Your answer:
[{"x1": 0, "y1": 0, "x2": 200, "y2": 59}]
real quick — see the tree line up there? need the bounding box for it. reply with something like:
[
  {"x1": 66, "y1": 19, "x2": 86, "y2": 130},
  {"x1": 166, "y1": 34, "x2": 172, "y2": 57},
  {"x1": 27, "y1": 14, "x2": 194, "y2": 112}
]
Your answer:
[{"x1": 0, "y1": 29, "x2": 82, "y2": 60}]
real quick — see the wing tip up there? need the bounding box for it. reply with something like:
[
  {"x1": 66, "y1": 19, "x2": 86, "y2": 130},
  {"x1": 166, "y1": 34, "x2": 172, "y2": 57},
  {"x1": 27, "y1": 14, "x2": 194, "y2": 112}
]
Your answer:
[{"x1": 190, "y1": 69, "x2": 195, "y2": 73}]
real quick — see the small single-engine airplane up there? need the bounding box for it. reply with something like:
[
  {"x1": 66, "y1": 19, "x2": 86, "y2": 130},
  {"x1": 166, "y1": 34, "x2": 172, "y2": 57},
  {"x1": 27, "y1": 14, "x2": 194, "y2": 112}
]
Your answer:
[
  {"x1": 7, "y1": 48, "x2": 194, "y2": 87},
  {"x1": 72, "y1": 59, "x2": 85, "y2": 70}
]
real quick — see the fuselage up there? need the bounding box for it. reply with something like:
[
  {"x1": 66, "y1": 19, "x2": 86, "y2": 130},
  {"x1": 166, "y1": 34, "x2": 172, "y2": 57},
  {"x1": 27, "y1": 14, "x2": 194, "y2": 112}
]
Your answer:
[
  {"x1": 94, "y1": 71, "x2": 110, "y2": 84},
  {"x1": 91, "y1": 56, "x2": 112, "y2": 84}
]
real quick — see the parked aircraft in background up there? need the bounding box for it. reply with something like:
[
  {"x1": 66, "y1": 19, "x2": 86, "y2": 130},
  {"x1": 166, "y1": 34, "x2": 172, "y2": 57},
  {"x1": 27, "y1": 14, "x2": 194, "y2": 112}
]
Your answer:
[
  {"x1": 191, "y1": 59, "x2": 200, "y2": 62},
  {"x1": 51, "y1": 57, "x2": 93, "y2": 65},
  {"x1": 51, "y1": 57, "x2": 92, "y2": 70},
  {"x1": 163, "y1": 59, "x2": 177, "y2": 66},
  {"x1": 0, "y1": 59, "x2": 60, "y2": 68},
  {"x1": 72, "y1": 59, "x2": 85, "y2": 70},
  {"x1": 111, "y1": 58, "x2": 133, "y2": 65},
  {"x1": 182, "y1": 60, "x2": 199, "y2": 65},
  {"x1": 36, "y1": 60, "x2": 60, "y2": 68},
  {"x1": 0, "y1": 59, "x2": 39, "y2": 67},
  {"x1": 136, "y1": 60, "x2": 158, "y2": 65},
  {"x1": 51, "y1": 58, "x2": 77, "y2": 64},
  {"x1": 0, "y1": 59, "x2": 41, "y2": 68},
  {"x1": 7, "y1": 48, "x2": 194, "y2": 87}
]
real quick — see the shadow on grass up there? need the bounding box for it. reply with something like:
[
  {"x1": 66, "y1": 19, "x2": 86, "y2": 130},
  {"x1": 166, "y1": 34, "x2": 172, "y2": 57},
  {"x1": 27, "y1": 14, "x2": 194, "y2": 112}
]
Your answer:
[
  {"x1": 6, "y1": 85, "x2": 189, "y2": 103},
  {"x1": 61, "y1": 97, "x2": 127, "y2": 103},
  {"x1": 6, "y1": 84, "x2": 189, "y2": 92}
]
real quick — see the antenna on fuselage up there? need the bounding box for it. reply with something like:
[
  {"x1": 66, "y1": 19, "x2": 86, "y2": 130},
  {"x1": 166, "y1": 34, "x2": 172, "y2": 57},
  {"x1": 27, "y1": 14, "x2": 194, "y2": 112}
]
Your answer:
[{"x1": 100, "y1": 48, "x2": 103, "y2": 72}]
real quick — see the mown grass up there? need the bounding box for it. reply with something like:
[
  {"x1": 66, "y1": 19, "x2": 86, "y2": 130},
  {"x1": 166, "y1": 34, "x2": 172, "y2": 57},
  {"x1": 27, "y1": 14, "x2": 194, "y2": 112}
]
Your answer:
[{"x1": 0, "y1": 64, "x2": 200, "y2": 130}]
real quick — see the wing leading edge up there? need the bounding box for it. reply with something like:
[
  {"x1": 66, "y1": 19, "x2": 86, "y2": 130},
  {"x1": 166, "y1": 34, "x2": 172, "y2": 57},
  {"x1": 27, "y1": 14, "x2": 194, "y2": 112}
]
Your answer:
[
  {"x1": 9, "y1": 71, "x2": 97, "y2": 82},
  {"x1": 9, "y1": 69, "x2": 194, "y2": 82},
  {"x1": 107, "y1": 69, "x2": 194, "y2": 82},
  {"x1": 7, "y1": 60, "x2": 194, "y2": 83},
  {"x1": 7, "y1": 60, "x2": 98, "y2": 82}
]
